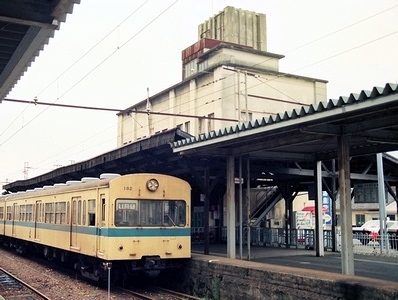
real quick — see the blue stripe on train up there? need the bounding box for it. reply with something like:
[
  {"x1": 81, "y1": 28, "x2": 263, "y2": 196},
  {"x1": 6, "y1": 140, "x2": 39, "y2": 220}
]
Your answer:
[{"x1": 3, "y1": 221, "x2": 190, "y2": 237}]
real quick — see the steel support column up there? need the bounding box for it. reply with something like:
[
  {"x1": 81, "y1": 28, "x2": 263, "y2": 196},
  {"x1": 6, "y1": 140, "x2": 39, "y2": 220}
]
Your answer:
[
  {"x1": 226, "y1": 155, "x2": 236, "y2": 259},
  {"x1": 377, "y1": 153, "x2": 387, "y2": 252},
  {"x1": 315, "y1": 160, "x2": 324, "y2": 256},
  {"x1": 239, "y1": 156, "x2": 243, "y2": 259},
  {"x1": 246, "y1": 157, "x2": 251, "y2": 260},
  {"x1": 331, "y1": 159, "x2": 337, "y2": 252},
  {"x1": 204, "y1": 165, "x2": 210, "y2": 255},
  {"x1": 338, "y1": 135, "x2": 355, "y2": 275}
]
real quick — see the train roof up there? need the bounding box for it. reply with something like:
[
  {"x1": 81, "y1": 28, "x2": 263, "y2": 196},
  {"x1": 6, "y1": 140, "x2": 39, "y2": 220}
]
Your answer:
[
  {"x1": 0, "y1": 173, "x2": 187, "y2": 202},
  {"x1": 0, "y1": 173, "x2": 121, "y2": 202}
]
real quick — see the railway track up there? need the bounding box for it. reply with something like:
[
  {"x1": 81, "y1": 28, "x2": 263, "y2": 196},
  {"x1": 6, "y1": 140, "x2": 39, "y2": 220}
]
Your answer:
[
  {"x1": 0, "y1": 247, "x2": 199, "y2": 299},
  {"x1": 0, "y1": 267, "x2": 51, "y2": 300},
  {"x1": 116, "y1": 285, "x2": 201, "y2": 300}
]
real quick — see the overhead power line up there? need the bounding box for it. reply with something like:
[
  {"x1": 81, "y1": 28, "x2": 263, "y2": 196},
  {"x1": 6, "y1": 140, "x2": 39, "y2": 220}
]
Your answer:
[{"x1": 1, "y1": 98, "x2": 238, "y2": 122}]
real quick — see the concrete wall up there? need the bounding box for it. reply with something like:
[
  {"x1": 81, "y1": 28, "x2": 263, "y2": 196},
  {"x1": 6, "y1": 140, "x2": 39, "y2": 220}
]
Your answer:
[
  {"x1": 116, "y1": 6, "x2": 328, "y2": 147},
  {"x1": 117, "y1": 56, "x2": 327, "y2": 147},
  {"x1": 198, "y1": 6, "x2": 267, "y2": 51},
  {"x1": 161, "y1": 254, "x2": 398, "y2": 299}
]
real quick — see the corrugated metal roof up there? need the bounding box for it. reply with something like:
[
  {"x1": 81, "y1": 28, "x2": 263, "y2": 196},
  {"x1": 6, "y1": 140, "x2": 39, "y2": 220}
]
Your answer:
[
  {"x1": 0, "y1": 0, "x2": 80, "y2": 100},
  {"x1": 172, "y1": 83, "x2": 398, "y2": 149}
]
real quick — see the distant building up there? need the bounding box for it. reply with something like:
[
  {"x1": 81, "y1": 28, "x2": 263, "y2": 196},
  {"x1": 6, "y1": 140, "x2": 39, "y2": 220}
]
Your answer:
[{"x1": 117, "y1": 6, "x2": 328, "y2": 147}]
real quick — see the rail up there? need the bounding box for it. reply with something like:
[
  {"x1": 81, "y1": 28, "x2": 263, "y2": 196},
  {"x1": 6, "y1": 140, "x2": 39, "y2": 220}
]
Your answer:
[{"x1": 0, "y1": 267, "x2": 51, "y2": 300}]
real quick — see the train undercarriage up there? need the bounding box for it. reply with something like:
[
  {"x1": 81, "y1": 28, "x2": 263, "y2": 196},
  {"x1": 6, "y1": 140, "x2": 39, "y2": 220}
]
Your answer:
[{"x1": 1, "y1": 236, "x2": 184, "y2": 283}]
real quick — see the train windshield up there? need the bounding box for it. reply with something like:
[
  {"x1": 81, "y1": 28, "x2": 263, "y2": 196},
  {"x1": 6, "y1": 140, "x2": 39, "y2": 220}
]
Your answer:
[{"x1": 115, "y1": 199, "x2": 186, "y2": 227}]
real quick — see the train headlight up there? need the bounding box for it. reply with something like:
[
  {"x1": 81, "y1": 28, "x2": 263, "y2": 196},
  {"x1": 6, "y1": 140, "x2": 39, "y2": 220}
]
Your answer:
[{"x1": 146, "y1": 178, "x2": 159, "y2": 191}]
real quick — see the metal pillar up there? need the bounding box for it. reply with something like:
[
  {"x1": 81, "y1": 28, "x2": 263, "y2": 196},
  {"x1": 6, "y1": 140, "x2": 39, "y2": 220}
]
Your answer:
[
  {"x1": 284, "y1": 198, "x2": 293, "y2": 248},
  {"x1": 226, "y1": 155, "x2": 236, "y2": 259},
  {"x1": 377, "y1": 153, "x2": 387, "y2": 252},
  {"x1": 331, "y1": 159, "x2": 337, "y2": 252},
  {"x1": 204, "y1": 165, "x2": 210, "y2": 255},
  {"x1": 246, "y1": 157, "x2": 251, "y2": 260},
  {"x1": 239, "y1": 156, "x2": 243, "y2": 259},
  {"x1": 338, "y1": 135, "x2": 354, "y2": 275},
  {"x1": 315, "y1": 160, "x2": 324, "y2": 256}
]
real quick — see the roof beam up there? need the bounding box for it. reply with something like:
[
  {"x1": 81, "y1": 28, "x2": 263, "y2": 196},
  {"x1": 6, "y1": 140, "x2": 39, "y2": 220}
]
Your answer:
[{"x1": 0, "y1": 16, "x2": 58, "y2": 29}]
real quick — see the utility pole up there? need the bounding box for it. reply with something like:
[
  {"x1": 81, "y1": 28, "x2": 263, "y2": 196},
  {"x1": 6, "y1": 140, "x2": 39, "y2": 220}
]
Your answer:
[{"x1": 23, "y1": 162, "x2": 30, "y2": 179}]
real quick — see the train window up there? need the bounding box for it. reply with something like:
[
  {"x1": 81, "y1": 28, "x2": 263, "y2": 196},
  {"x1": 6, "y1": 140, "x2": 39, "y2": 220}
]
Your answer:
[
  {"x1": 67, "y1": 202, "x2": 70, "y2": 224},
  {"x1": 20, "y1": 205, "x2": 26, "y2": 221},
  {"x1": 78, "y1": 200, "x2": 82, "y2": 225},
  {"x1": 162, "y1": 201, "x2": 186, "y2": 226},
  {"x1": 14, "y1": 205, "x2": 19, "y2": 221},
  {"x1": 55, "y1": 202, "x2": 66, "y2": 224},
  {"x1": 83, "y1": 200, "x2": 86, "y2": 225},
  {"x1": 6, "y1": 206, "x2": 11, "y2": 220},
  {"x1": 114, "y1": 199, "x2": 186, "y2": 227},
  {"x1": 40, "y1": 203, "x2": 44, "y2": 223},
  {"x1": 140, "y1": 201, "x2": 162, "y2": 225},
  {"x1": 35, "y1": 202, "x2": 43, "y2": 223},
  {"x1": 115, "y1": 199, "x2": 139, "y2": 226},
  {"x1": 45, "y1": 203, "x2": 55, "y2": 223},
  {"x1": 101, "y1": 196, "x2": 105, "y2": 223},
  {"x1": 72, "y1": 200, "x2": 77, "y2": 225},
  {"x1": 0, "y1": 207, "x2": 3, "y2": 220},
  {"x1": 26, "y1": 204, "x2": 33, "y2": 222},
  {"x1": 88, "y1": 199, "x2": 96, "y2": 226}
]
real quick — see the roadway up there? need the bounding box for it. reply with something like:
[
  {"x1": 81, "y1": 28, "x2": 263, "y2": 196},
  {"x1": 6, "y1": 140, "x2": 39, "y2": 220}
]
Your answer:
[{"x1": 191, "y1": 244, "x2": 398, "y2": 283}]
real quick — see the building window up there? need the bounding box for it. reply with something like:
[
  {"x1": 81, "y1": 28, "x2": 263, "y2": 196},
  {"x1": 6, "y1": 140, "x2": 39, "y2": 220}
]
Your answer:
[
  {"x1": 184, "y1": 59, "x2": 198, "y2": 79},
  {"x1": 199, "y1": 118, "x2": 205, "y2": 134},
  {"x1": 184, "y1": 121, "x2": 190, "y2": 133},
  {"x1": 198, "y1": 60, "x2": 208, "y2": 72},
  {"x1": 207, "y1": 113, "x2": 214, "y2": 132},
  {"x1": 355, "y1": 214, "x2": 365, "y2": 226},
  {"x1": 241, "y1": 111, "x2": 252, "y2": 122}
]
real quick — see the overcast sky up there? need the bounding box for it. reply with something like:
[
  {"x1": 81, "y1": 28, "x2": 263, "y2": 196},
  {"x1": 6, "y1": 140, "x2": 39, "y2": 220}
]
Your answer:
[{"x1": 1, "y1": 0, "x2": 397, "y2": 188}]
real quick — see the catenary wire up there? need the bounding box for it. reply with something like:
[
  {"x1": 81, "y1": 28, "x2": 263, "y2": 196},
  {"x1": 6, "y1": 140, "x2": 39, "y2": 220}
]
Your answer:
[
  {"x1": 0, "y1": 1, "x2": 149, "y2": 142},
  {"x1": 34, "y1": 0, "x2": 150, "y2": 98},
  {"x1": 2, "y1": 2, "x2": 396, "y2": 180}
]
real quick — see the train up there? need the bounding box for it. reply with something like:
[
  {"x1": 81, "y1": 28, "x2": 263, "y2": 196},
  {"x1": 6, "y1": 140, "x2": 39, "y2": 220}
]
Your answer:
[{"x1": 0, "y1": 173, "x2": 191, "y2": 281}]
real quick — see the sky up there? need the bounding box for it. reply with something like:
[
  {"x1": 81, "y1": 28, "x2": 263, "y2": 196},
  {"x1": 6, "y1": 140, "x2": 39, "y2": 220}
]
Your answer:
[{"x1": 1, "y1": 0, "x2": 397, "y2": 188}]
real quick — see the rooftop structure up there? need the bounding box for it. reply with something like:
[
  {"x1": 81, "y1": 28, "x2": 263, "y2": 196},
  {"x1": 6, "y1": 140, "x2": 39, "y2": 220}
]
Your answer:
[{"x1": 117, "y1": 6, "x2": 327, "y2": 147}]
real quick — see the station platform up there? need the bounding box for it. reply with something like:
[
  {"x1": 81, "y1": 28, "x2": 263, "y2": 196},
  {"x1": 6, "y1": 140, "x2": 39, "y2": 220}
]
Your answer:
[
  {"x1": 163, "y1": 243, "x2": 398, "y2": 299},
  {"x1": 192, "y1": 243, "x2": 315, "y2": 259},
  {"x1": 191, "y1": 243, "x2": 398, "y2": 283}
]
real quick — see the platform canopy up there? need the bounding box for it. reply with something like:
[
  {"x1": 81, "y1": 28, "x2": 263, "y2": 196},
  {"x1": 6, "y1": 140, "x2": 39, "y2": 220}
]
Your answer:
[{"x1": 0, "y1": 0, "x2": 80, "y2": 100}]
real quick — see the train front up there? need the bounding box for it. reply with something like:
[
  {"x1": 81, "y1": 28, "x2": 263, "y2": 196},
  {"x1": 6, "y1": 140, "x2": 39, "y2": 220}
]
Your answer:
[{"x1": 105, "y1": 174, "x2": 191, "y2": 277}]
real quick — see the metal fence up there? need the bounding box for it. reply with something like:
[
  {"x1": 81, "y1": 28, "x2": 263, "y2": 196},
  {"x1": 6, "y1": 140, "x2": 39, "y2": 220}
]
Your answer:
[
  {"x1": 192, "y1": 227, "x2": 398, "y2": 257},
  {"x1": 348, "y1": 232, "x2": 398, "y2": 256}
]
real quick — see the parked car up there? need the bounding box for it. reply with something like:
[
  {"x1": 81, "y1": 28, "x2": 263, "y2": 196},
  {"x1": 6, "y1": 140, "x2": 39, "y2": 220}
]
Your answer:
[{"x1": 352, "y1": 220, "x2": 398, "y2": 245}]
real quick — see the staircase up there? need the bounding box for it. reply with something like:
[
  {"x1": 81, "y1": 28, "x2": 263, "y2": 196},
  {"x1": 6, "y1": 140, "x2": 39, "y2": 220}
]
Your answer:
[{"x1": 250, "y1": 187, "x2": 282, "y2": 227}]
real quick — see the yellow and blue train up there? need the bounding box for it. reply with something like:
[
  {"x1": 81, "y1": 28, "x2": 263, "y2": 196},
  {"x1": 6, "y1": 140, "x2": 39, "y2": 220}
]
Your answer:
[{"x1": 0, "y1": 173, "x2": 191, "y2": 281}]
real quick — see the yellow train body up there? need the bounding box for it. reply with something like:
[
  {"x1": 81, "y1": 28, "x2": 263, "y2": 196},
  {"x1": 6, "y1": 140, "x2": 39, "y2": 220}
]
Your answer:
[{"x1": 0, "y1": 173, "x2": 191, "y2": 279}]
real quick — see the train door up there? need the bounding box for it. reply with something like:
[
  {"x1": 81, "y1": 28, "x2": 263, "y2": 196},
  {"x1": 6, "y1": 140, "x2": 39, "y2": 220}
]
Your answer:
[
  {"x1": 34, "y1": 201, "x2": 42, "y2": 240},
  {"x1": 98, "y1": 194, "x2": 106, "y2": 254},
  {"x1": 12, "y1": 203, "x2": 17, "y2": 236},
  {"x1": 0, "y1": 205, "x2": 4, "y2": 235},
  {"x1": 70, "y1": 197, "x2": 78, "y2": 248}
]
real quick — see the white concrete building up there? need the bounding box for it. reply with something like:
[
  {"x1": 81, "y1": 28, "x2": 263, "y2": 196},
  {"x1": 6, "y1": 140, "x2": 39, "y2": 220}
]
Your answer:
[{"x1": 117, "y1": 6, "x2": 328, "y2": 147}]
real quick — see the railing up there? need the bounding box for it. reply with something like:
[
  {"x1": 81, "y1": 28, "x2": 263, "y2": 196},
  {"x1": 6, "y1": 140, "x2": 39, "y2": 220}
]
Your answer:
[
  {"x1": 345, "y1": 232, "x2": 398, "y2": 256},
  {"x1": 191, "y1": 227, "x2": 398, "y2": 257}
]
